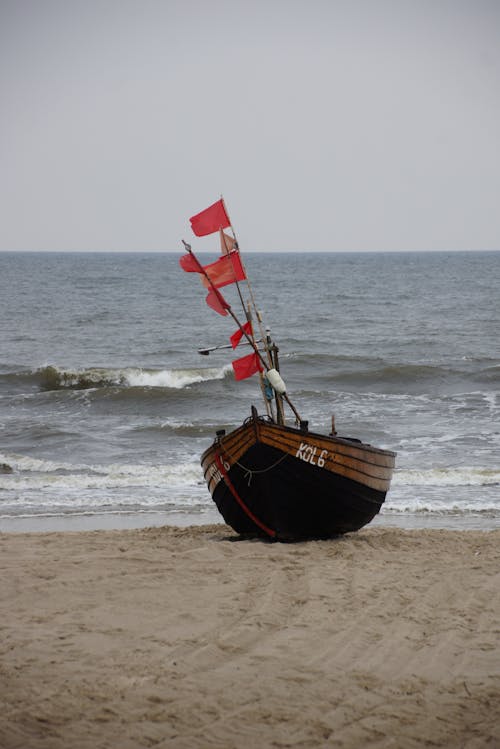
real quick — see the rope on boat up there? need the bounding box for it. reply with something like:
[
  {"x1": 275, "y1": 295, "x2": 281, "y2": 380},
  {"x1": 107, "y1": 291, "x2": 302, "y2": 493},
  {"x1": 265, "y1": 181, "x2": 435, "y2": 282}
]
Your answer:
[
  {"x1": 219, "y1": 443, "x2": 288, "y2": 486},
  {"x1": 215, "y1": 453, "x2": 276, "y2": 538}
]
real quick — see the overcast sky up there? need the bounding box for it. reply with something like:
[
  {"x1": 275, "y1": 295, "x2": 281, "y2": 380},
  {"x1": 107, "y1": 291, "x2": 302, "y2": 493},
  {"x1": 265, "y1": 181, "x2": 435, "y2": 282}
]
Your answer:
[{"x1": 1, "y1": 0, "x2": 499, "y2": 252}]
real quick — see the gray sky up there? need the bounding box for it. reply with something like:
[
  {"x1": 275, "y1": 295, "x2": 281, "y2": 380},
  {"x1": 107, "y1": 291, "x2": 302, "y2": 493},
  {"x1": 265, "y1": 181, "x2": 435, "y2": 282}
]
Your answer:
[{"x1": 1, "y1": 0, "x2": 499, "y2": 252}]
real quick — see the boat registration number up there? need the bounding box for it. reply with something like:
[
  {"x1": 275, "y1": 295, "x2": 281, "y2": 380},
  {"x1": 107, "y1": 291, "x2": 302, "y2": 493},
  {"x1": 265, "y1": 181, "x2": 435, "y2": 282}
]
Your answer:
[
  {"x1": 207, "y1": 457, "x2": 230, "y2": 485},
  {"x1": 295, "y1": 442, "x2": 328, "y2": 468}
]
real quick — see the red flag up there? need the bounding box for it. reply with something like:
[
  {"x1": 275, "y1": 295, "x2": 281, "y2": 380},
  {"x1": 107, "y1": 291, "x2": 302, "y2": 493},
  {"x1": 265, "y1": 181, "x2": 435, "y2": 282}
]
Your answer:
[
  {"x1": 179, "y1": 253, "x2": 202, "y2": 272},
  {"x1": 230, "y1": 321, "x2": 253, "y2": 349},
  {"x1": 205, "y1": 289, "x2": 230, "y2": 316},
  {"x1": 190, "y1": 199, "x2": 230, "y2": 237},
  {"x1": 232, "y1": 352, "x2": 263, "y2": 381},
  {"x1": 201, "y1": 251, "x2": 246, "y2": 289}
]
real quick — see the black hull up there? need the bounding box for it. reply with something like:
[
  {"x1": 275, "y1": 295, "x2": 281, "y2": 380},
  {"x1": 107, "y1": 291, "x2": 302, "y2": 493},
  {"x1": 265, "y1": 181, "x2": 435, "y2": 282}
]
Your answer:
[{"x1": 211, "y1": 442, "x2": 387, "y2": 540}]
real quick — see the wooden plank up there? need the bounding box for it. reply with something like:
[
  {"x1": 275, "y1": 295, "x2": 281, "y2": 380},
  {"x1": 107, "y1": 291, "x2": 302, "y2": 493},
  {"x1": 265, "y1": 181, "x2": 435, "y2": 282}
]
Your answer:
[{"x1": 202, "y1": 417, "x2": 396, "y2": 495}]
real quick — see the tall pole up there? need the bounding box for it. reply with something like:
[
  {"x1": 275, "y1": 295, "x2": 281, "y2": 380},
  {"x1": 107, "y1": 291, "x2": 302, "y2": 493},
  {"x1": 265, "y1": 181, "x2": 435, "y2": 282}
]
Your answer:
[
  {"x1": 181, "y1": 242, "x2": 302, "y2": 423},
  {"x1": 221, "y1": 196, "x2": 273, "y2": 369}
]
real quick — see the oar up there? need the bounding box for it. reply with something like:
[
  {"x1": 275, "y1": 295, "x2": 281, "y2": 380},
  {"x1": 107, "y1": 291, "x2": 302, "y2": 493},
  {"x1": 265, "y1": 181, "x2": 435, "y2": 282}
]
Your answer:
[{"x1": 198, "y1": 340, "x2": 261, "y2": 356}]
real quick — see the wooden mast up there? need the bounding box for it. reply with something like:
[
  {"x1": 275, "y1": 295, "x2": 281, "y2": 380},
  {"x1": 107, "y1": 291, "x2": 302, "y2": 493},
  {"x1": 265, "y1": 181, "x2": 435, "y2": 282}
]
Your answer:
[
  {"x1": 221, "y1": 197, "x2": 291, "y2": 424},
  {"x1": 181, "y1": 241, "x2": 302, "y2": 424},
  {"x1": 221, "y1": 197, "x2": 273, "y2": 370},
  {"x1": 220, "y1": 197, "x2": 274, "y2": 419},
  {"x1": 183, "y1": 197, "x2": 302, "y2": 424}
]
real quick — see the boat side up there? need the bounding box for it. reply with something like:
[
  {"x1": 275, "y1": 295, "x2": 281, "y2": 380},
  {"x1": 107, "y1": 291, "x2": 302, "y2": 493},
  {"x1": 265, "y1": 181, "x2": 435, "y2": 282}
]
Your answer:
[
  {"x1": 202, "y1": 419, "x2": 395, "y2": 495},
  {"x1": 201, "y1": 420, "x2": 258, "y2": 496},
  {"x1": 200, "y1": 416, "x2": 396, "y2": 538},
  {"x1": 257, "y1": 421, "x2": 395, "y2": 492}
]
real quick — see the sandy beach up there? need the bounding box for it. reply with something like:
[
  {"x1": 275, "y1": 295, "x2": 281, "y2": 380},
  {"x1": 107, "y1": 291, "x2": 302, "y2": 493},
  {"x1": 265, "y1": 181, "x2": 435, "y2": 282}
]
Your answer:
[{"x1": 1, "y1": 525, "x2": 499, "y2": 749}]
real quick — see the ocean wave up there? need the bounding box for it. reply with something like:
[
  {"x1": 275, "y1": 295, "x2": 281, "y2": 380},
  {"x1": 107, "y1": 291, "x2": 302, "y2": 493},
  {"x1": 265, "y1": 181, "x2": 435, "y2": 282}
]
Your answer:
[
  {"x1": 287, "y1": 355, "x2": 500, "y2": 391},
  {"x1": 330, "y1": 363, "x2": 460, "y2": 386},
  {"x1": 0, "y1": 452, "x2": 204, "y2": 490},
  {"x1": 132, "y1": 420, "x2": 224, "y2": 437},
  {"x1": 393, "y1": 467, "x2": 500, "y2": 487},
  {"x1": 478, "y1": 364, "x2": 500, "y2": 383},
  {"x1": 35, "y1": 364, "x2": 232, "y2": 391},
  {"x1": 383, "y1": 503, "x2": 500, "y2": 517}
]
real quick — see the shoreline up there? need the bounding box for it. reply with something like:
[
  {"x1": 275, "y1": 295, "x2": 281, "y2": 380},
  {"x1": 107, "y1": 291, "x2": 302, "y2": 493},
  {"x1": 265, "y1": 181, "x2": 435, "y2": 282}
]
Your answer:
[
  {"x1": 0, "y1": 508, "x2": 498, "y2": 534},
  {"x1": 1, "y1": 525, "x2": 498, "y2": 748}
]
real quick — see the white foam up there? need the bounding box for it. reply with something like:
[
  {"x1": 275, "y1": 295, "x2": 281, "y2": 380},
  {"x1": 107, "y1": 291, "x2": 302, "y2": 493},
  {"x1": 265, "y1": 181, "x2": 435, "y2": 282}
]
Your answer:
[
  {"x1": 125, "y1": 365, "x2": 230, "y2": 389},
  {"x1": 0, "y1": 452, "x2": 203, "y2": 491},
  {"x1": 393, "y1": 467, "x2": 500, "y2": 487},
  {"x1": 37, "y1": 363, "x2": 232, "y2": 390},
  {"x1": 384, "y1": 498, "x2": 500, "y2": 515}
]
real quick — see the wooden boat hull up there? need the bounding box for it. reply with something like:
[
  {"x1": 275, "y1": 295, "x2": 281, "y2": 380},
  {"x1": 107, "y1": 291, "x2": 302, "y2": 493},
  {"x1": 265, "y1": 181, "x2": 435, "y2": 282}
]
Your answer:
[{"x1": 201, "y1": 412, "x2": 396, "y2": 540}]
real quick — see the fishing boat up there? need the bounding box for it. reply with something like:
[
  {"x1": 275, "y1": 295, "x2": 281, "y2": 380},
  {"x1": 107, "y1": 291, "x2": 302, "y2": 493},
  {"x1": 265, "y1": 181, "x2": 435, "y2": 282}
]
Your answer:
[{"x1": 180, "y1": 198, "x2": 396, "y2": 540}]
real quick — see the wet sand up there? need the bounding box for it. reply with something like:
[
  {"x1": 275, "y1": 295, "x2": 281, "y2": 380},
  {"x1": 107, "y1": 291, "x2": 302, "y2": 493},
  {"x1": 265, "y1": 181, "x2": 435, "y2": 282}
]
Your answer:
[{"x1": 1, "y1": 525, "x2": 499, "y2": 748}]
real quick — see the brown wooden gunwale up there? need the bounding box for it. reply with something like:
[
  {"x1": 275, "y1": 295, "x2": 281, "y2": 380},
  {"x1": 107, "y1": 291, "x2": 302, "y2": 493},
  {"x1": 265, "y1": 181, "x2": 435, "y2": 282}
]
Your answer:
[
  {"x1": 258, "y1": 422, "x2": 396, "y2": 465},
  {"x1": 201, "y1": 426, "x2": 257, "y2": 493},
  {"x1": 202, "y1": 416, "x2": 395, "y2": 462},
  {"x1": 205, "y1": 449, "x2": 391, "y2": 493},
  {"x1": 202, "y1": 426, "x2": 394, "y2": 494},
  {"x1": 203, "y1": 446, "x2": 391, "y2": 493},
  {"x1": 256, "y1": 426, "x2": 394, "y2": 475},
  {"x1": 213, "y1": 429, "x2": 394, "y2": 486},
  {"x1": 201, "y1": 418, "x2": 395, "y2": 464},
  {"x1": 211, "y1": 420, "x2": 396, "y2": 479},
  {"x1": 202, "y1": 427, "x2": 256, "y2": 467}
]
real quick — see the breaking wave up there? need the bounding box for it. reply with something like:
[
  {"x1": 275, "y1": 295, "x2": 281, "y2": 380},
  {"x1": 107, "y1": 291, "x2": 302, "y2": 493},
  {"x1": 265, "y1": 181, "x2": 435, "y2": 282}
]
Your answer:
[
  {"x1": 393, "y1": 467, "x2": 500, "y2": 487},
  {"x1": 36, "y1": 364, "x2": 232, "y2": 391},
  {"x1": 0, "y1": 452, "x2": 207, "y2": 515}
]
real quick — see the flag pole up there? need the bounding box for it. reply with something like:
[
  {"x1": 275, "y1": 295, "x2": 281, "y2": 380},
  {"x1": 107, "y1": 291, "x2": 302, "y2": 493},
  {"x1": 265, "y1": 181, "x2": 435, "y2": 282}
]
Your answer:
[
  {"x1": 181, "y1": 241, "x2": 302, "y2": 423},
  {"x1": 181, "y1": 241, "x2": 267, "y2": 371},
  {"x1": 220, "y1": 197, "x2": 297, "y2": 421},
  {"x1": 221, "y1": 196, "x2": 274, "y2": 370},
  {"x1": 219, "y1": 196, "x2": 253, "y2": 328}
]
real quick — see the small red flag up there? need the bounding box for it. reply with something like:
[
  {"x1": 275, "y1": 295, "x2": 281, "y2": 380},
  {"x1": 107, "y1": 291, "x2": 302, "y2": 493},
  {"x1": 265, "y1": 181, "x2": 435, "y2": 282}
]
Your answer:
[
  {"x1": 232, "y1": 352, "x2": 263, "y2": 381},
  {"x1": 190, "y1": 199, "x2": 230, "y2": 237},
  {"x1": 179, "y1": 253, "x2": 202, "y2": 272},
  {"x1": 205, "y1": 289, "x2": 230, "y2": 316},
  {"x1": 201, "y1": 251, "x2": 246, "y2": 289},
  {"x1": 230, "y1": 321, "x2": 253, "y2": 349}
]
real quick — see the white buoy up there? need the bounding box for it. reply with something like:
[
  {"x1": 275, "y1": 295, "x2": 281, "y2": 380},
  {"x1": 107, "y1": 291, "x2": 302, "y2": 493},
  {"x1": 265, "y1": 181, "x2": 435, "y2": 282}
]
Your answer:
[{"x1": 266, "y1": 368, "x2": 286, "y2": 394}]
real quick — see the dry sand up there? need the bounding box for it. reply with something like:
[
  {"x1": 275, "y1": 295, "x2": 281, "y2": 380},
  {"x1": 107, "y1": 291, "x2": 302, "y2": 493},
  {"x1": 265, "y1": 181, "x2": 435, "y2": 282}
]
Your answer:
[{"x1": 0, "y1": 525, "x2": 499, "y2": 749}]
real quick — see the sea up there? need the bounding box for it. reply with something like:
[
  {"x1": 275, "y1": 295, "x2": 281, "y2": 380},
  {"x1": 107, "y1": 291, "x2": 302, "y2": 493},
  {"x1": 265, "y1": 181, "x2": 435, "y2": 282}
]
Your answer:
[{"x1": 1, "y1": 250, "x2": 499, "y2": 533}]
